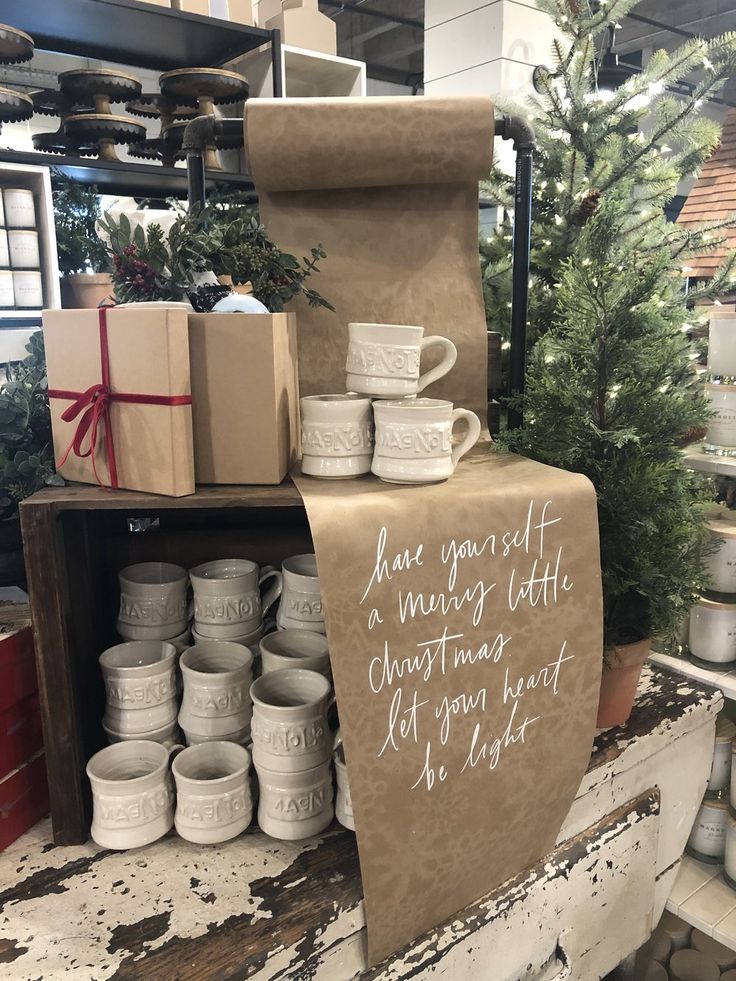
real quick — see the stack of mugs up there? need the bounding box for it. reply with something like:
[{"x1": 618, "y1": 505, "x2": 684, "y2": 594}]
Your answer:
[
  {"x1": 688, "y1": 513, "x2": 736, "y2": 670},
  {"x1": 190, "y1": 559, "x2": 282, "y2": 648},
  {"x1": 178, "y1": 641, "x2": 254, "y2": 746},
  {"x1": 300, "y1": 322, "x2": 482, "y2": 485},
  {"x1": 0, "y1": 187, "x2": 44, "y2": 310},
  {"x1": 117, "y1": 562, "x2": 191, "y2": 652},
  {"x1": 99, "y1": 640, "x2": 179, "y2": 746},
  {"x1": 705, "y1": 308, "x2": 736, "y2": 457},
  {"x1": 687, "y1": 716, "x2": 735, "y2": 867}
]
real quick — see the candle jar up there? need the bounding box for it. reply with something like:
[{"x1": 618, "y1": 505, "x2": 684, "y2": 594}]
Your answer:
[
  {"x1": 705, "y1": 384, "x2": 736, "y2": 456},
  {"x1": 3, "y1": 187, "x2": 35, "y2": 228},
  {"x1": 704, "y1": 516, "x2": 736, "y2": 599},
  {"x1": 689, "y1": 596, "x2": 736, "y2": 668},
  {"x1": 8, "y1": 229, "x2": 40, "y2": 269},
  {"x1": 708, "y1": 311, "x2": 736, "y2": 382},
  {"x1": 0, "y1": 269, "x2": 14, "y2": 308},
  {"x1": 12, "y1": 270, "x2": 42, "y2": 308},
  {"x1": 709, "y1": 716, "x2": 735, "y2": 792},
  {"x1": 686, "y1": 792, "x2": 728, "y2": 863}
]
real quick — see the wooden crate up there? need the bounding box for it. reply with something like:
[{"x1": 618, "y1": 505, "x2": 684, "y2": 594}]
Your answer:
[{"x1": 20, "y1": 482, "x2": 312, "y2": 844}]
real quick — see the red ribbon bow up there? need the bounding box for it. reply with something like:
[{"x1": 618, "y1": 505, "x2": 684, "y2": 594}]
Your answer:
[{"x1": 48, "y1": 307, "x2": 192, "y2": 490}]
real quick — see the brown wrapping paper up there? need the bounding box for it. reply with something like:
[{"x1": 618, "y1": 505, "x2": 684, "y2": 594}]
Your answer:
[
  {"x1": 245, "y1": 96, "x2": 494, "y2": 418},
  {"x1": 295, "y1": 450, "x2": 603, "y2": 964},
  {"x1": 43, "y1": 308, "x2": 195, "y2": 497}
]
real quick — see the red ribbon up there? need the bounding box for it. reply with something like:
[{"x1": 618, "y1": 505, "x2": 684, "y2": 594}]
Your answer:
[{"x1": 48, "y1": 308, "x2": 192, "y2": 490}]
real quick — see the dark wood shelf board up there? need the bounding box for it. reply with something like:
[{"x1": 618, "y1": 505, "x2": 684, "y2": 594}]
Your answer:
[
  {"x1": 0, "y1": 149, "x2": 255, "y2": 198},
  {"x1": 2, "y1": 0, "x2": 273, "y2": 71}
]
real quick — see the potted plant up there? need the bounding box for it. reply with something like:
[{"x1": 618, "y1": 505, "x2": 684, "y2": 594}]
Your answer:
[
  {"x1": 489, "y1": 0, "x2": 736, "y2": 726},
  {"x1": 53, "y1": 175, "x2": 112, "y2": 309},
  {"x1": 0, "y1": 332, "x2": 64, "y2": 586}
]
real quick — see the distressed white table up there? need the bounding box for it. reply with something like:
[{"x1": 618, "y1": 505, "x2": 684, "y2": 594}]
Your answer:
[{"x1": 0, "y1": 666, "x2": 720, "y2": 981}]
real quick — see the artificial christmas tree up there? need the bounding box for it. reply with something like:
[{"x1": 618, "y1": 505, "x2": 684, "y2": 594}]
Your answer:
[{"x1": 484, "y1": 0, "x2": 736, "y2": 724}]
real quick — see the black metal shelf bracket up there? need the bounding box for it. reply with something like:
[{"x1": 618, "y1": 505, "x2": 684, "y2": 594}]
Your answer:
[{"x1": 494, "y1": 114, "x2": 535, "y2": 430}]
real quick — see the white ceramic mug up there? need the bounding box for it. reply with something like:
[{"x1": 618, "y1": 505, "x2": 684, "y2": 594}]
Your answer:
[
  {"x1": 277, "y1": 554, "x2": 324, "y2": 632},
  {"x1": 104, "y1": 718, "x2": 181, "y2": 749},
  {"x1": 334, "y1": 743, "x2": 354, "y2": 831},
  {"x1": 371, "y1": 398, "x2": 482, "y2": 484},
  {"x1": 191, "y1": 620, "x2": 265, "y2": 650},
  {"x1": 689, "y1": 596, "x2": 736, "y2": 665},
  {"x1": 250, "y1": 668, "x2": 332, "y2": 772},
  {"x1": 190, "y1": 559, "x2": 282, "y2": 639},
  {"x1": 300, "y1": 394, "x2": 374, "y2": 479},
  {"x1": 99, "y1": 641, "x2": 178, "y2": 737},
  {"x1": 8, "y1": 229, "x2": 40, "y2": 269},
  {"x1": 255, "y1": 760, "x2": 334, "y2": 840},
  {"x1": 3, "y1": 188, "x2": 36, "y2": 228},
  {"x1": 86, "y1": 740, "x2": 178, "y2": 849},
  {"x1": 346, "y1": 322, "x2": 457, "y2": 398},
  {"x1": 179, "y1": 641, "x2": 254, "y2": 745},
  {"x1": 117, "y1": 562, "x2": 189, "y2": 641},
  {"x1": 259, "y1": 629, "x2": 331, "y2": 678},
  {"x1": 172, "y1": 741, "x2": 253, "y2": 844}
]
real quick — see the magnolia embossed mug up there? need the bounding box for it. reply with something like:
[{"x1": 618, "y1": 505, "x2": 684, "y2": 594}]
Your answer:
[
  {"x1": 86, "y1": 740, "x2": 178, "y2": 849},
  {"x1": 191, "y1": 620, "x2": 265, "y2": 650},
  {"x1": 255, "y1": 760, "x2": 334, "y2": 840},
  {"x1": 190, "y1": 559, "x2": 282, "y2": 639},
  {"x1": 300, "y1": 394, "x2": 374, "y2": 479},
  {"x1": 172, "y1": 741, "x2": 253, "y2": 844},
  {"x1": 99, "y1": 641, "x2": 178, "y2": 738},
  {"x1": 346, "y1": 323, "x2": 457, "y2": 398},
  {"x1": 179, "y1": 642, "x2": 254, "y2": 745},
  {"x1": 277, "y1": 554, "x2": 324, "y2": 632},
  {"x1": 371, "y1": 398, "x2": 482, "y2": 484},
  {"x1": 334, "y1": 743, "x2": 354, "y2": 831},
  {"x1": 259, "y1": 629, "x2": 331, "y2": 678},
  {"x1": 250, "y1": 668, "x2": 332, "y2": 772},
  {"x1": 117, "y1": 562, "x2": 189, "y2": 641}
]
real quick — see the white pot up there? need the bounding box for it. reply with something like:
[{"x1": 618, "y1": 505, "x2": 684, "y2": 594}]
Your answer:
[
  {"x1": 704, "y1": 516, "x2": 736, "y2": 597},
  {"x1": 705, "y1": 384, "x2": 736, "y2": 452},
  {"x1": 689, "y1": 596, "x2": 736, "y2": 665}
]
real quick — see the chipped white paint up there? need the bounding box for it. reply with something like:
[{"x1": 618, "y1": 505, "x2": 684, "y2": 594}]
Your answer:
[{"x1": 0, "y1": 667, "x2": 717, "y2": 980}]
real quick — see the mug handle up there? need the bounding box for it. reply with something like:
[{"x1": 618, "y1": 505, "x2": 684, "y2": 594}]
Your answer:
[
  {"x1": 450, "y1": 409, "x2": 482, "y2": 468},
  {"x1": 417, "y1": 336, "x2": 458, "y2": 393},
  {"x1": 259, "y1": 569, "x2": 283, "y2": 617}
]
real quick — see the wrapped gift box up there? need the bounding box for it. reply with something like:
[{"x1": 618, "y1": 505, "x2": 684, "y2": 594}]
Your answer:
[
  {"x1": 43, "y1": 308, "x2": 195, "y2": 497},
  {"x1": 188, "y1": 312, "x2": 299, "y2": 484}
]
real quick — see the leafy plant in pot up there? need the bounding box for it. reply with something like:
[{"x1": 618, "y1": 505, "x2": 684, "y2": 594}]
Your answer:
[
  {"x1": 488, "y1": 0, "x2": 736, "y2": 727},
  {"x1": 0, "y1": 332, "x2": 64, "y2": 587},
  {"x1": 53, "y1": 175, "x2": 112, "y2": 309}
]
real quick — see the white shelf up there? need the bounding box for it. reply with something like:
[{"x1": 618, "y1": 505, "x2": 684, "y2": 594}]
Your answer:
[
  {"x1": 649, "y1": 651, "x2": 736, "y2": 700},
  {"x1": 683, "y1": 443, "x2": 736, "y2": 477},
  {"x1": 240, "y1": 42, "x2": 366, "y2": 98},
  {"x1": 668, "y1": 855, "x2": 736, "y2": 950}
]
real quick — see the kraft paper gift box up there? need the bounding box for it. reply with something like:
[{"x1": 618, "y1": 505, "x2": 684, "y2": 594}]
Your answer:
[
  {"x1": 43, "y1": 308, "x2": 195, "y2": 497},
  {"x1": 187, "y1": 312, "x2": 299, "y2": 484},
  {"x1": 263, "y1": 0, "x2": 336, "y2": 55}
]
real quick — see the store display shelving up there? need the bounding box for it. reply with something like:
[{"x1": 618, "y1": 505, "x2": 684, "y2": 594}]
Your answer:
[{"x1": 649, "y1": 651, "x2": 736, "y2": 701}]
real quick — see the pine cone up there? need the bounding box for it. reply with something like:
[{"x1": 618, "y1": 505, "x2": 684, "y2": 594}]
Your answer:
[{"x1": 571, "y1": 190, "x2": 602, "y2": 226}]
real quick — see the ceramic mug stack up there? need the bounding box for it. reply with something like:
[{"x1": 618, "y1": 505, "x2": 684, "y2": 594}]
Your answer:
[
  {"x1": 179, "y1": 641, "x2": 255, "y2": 746},
  {"x1": 117, "y1": 562, "x2": 191, "y2": 652},
  {"x1": 250, "y1": 668, "x2": 334, "y2": 840},
  {"x1": 99, "y1": 641, "x2": 179, "y2": 746},
  {"x1": 190, "y1": 559, "x2": 282, "y2": 649},
  {"x1": 300, "y1": 322, "x2": 481, "y2": 484}
]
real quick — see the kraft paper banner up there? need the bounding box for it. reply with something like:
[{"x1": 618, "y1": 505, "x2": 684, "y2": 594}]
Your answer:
[
  {"x1": 294, "y1": 449, "x2": 603, "y2": 965},
  {"x1": 244, "y1": 96, "x2": 494, "y2": 418}
]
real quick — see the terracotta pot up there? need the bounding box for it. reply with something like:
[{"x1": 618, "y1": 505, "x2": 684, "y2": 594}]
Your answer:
[
  {"x1": 596, "y1": 637, "x2": 650, "y2": 728},
  {"x1": 60, "y1": 272, "x2": 113, "y2": 309}
]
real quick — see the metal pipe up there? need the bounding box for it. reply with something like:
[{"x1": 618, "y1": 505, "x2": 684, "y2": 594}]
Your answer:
[
  {"x1": 494, "y1": 114, "x2": 535, "y2": 430},
  {"x1": 183, "y1": 116, "x2": 244, "y2": 212},
  {"x1": 270, "y1": 28, "x2": 283, "y2": 97}
]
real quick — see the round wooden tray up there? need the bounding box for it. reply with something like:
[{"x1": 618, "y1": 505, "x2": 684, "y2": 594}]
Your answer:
[
  {"x1": 159, "y1": 67, "x2": 249, "y2": 105},
  {"x1": 58, "y1": 69, "x2": 142, "y2": 103},
  {"x1": 64, "y1": 113, "x2": 147, "y2": 143},
  {"x1": 126, "y1": 93, "x2": 198, "y2": 120},
  {"x1": 33, "y1": 129, "x2": 99, "y2": 157},
  {"x1": 0, "y1": 24, "x2": 33, "y2": 65},
  {"x1": 0, "y1": 86, "x2": 33, "y2": 123}
]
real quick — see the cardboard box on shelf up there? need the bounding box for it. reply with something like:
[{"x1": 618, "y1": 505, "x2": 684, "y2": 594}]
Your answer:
[
  {"x1": 173, "y1": 0, "x2": 254, "y2": 19},
  {"x1": 264, "y1": 0, "x2": 336, "y2": 55},
  {"x1": 139, "y1": 0, "x2": 171, "y2": 6},
  {"x1": 43, "y1": 308, "x2": 195, "y2": 497},
  {"x1": 188, "y1": 312, "x2": 299, "y2": 484}
]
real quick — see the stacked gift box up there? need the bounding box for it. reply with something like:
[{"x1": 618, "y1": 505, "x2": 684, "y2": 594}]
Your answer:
[{"x1": 0, "y1": 591, "x2": 48, "y2": 851}]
